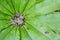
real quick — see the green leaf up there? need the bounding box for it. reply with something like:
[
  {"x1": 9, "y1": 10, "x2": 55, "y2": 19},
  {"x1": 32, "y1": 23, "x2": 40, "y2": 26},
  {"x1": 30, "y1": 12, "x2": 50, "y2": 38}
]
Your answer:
[
  {"x1": 19, "y1": 0, "x2": 29, "y2": 13},
  {"x1": 0, "y1": 25, "x2": 14, "y2": 40},
  {"x1": 4, "y1": 27, "x2": 20, "y2": 40},
  {"x1": 0, "y1": 20, "x2": 11, "y2": 31},
  {"x1": 26, "y1": 12, "x2": 60, "y2": 40},
  {"x1": 18, "y1": 27, "x2": 32, "y2": 40},
  {"x1": 0, "y1": 0, "x2": 60, "y2": 40},
  {"x1": 24, "y1": 0, "x2": 60, "y2": 17},
  {"x1": 11, "y1": 0, "x2": 20, "y2": 12},
  {"x1": 24, "y1": 23, "x2": 50, "y2": 40},
  {"x1": 0, "y1": 0, "x2": 13, "y2": 16}
]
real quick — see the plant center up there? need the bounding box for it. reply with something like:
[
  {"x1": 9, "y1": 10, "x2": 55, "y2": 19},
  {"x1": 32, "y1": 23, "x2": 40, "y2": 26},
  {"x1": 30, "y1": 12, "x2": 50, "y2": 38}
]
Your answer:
[{"x1": 11, "y1": 13, "x2": 25, "y2": 26}]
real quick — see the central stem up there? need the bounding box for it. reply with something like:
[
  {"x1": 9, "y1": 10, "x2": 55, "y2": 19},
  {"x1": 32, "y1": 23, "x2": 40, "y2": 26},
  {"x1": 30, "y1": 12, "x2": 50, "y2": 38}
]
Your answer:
[{"x1": 11, "y1": 13, "x2": 25, "y2": 26}]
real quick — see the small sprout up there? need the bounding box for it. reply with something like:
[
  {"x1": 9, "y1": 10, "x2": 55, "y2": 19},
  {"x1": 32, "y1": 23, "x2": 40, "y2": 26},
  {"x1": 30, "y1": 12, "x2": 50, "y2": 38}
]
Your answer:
[
  {"x1": 58, "y1": 31, "x2": 60, "y2": 35},
  {"x1": 55, "y1": 10, "x2": 60, "y2": 12},
  {"x1": 56, "y1": 31, "x2": 60, "y2": 35},
  {"x1": 45, "y1": 31, "x2": 49, "y2": 34}
]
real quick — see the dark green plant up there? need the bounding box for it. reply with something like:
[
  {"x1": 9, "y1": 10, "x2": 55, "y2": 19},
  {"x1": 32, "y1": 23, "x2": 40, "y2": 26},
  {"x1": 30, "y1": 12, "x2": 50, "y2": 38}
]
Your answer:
[{"x1": 0, "y1": 0, "x2": 60, "y2": 40}]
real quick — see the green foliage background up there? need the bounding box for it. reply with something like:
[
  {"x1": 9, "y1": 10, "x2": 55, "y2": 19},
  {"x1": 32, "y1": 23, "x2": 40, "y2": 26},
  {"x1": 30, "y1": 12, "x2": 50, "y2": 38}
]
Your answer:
[{"x1": 0, "y1": 0, "x2": 60, "y2": 40}]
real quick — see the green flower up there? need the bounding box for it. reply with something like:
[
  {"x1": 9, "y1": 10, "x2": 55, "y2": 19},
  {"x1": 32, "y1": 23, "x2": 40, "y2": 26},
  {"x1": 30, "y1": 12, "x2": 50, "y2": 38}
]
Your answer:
[{"x1": 0, "y1": 0, "x2": 60, "y2": 40}]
